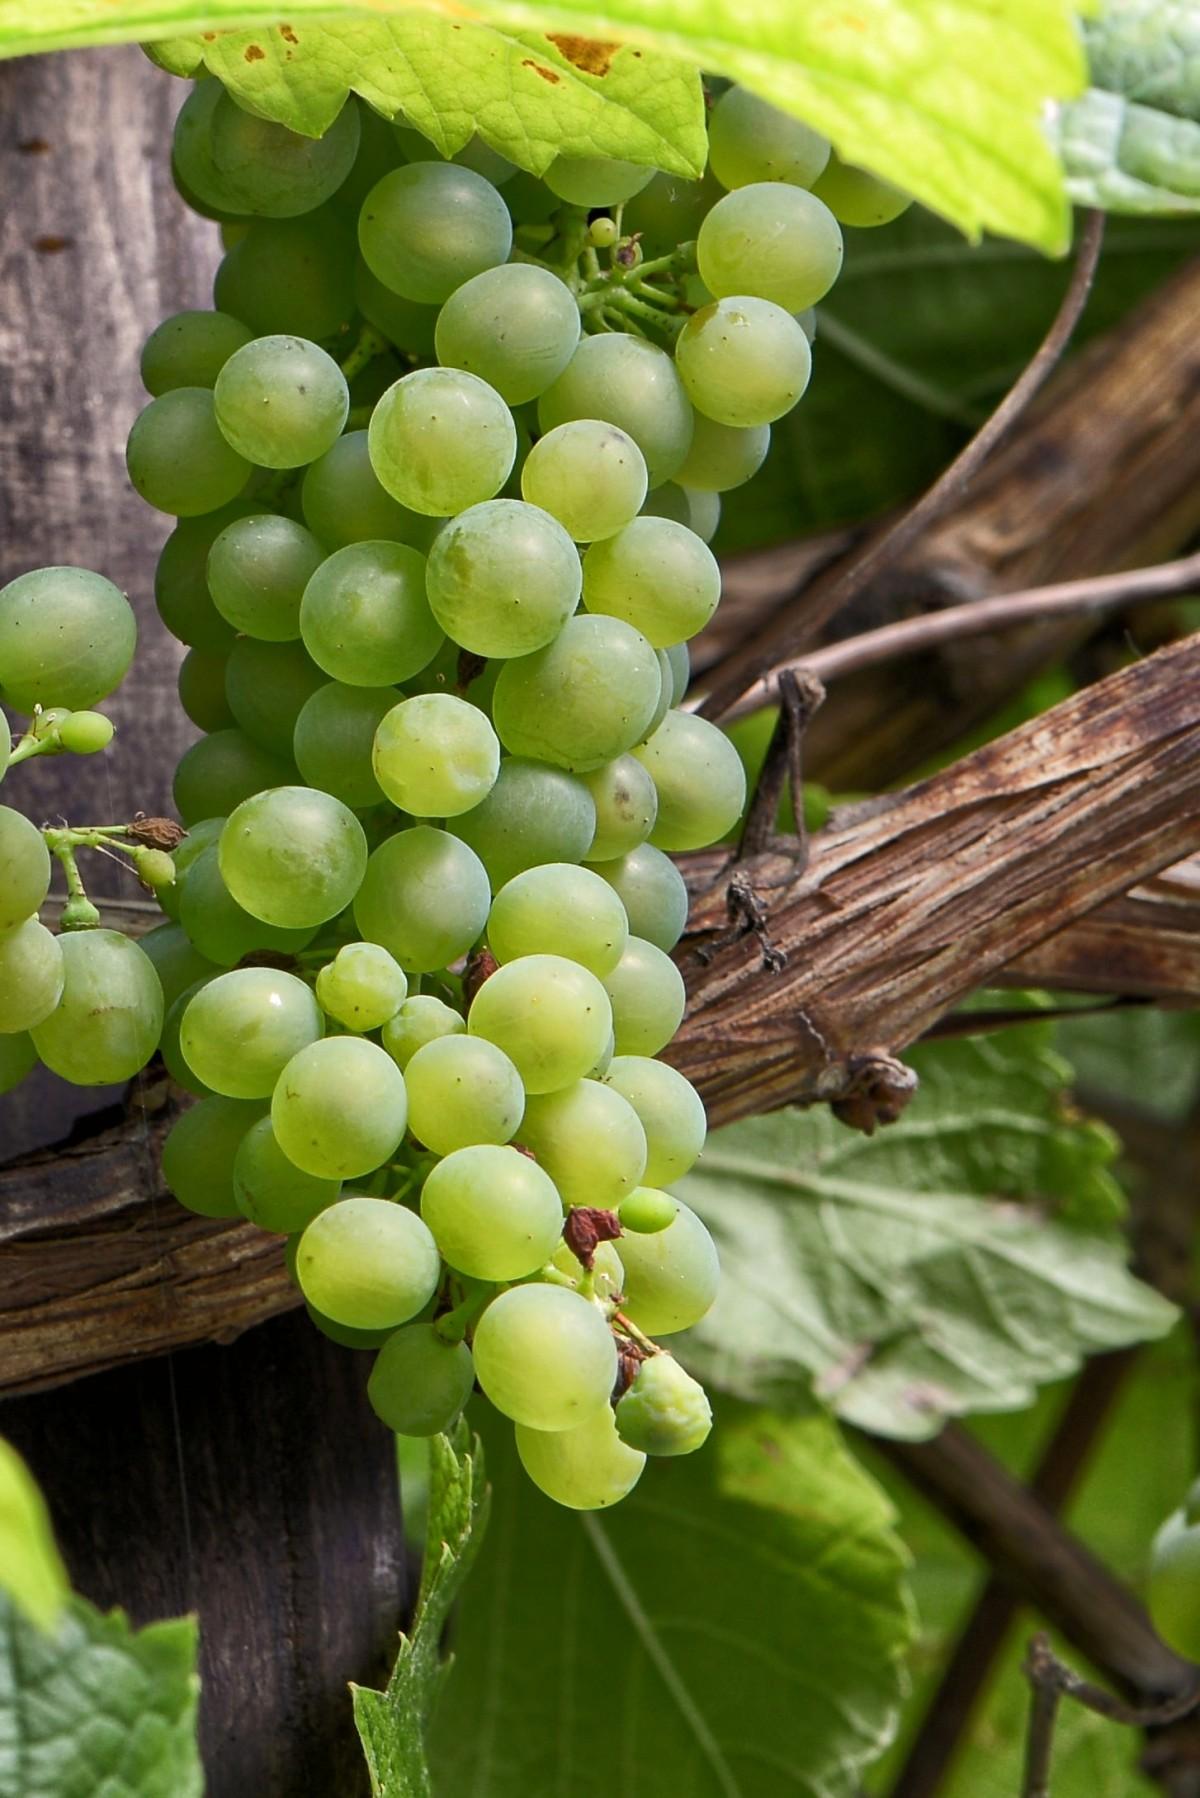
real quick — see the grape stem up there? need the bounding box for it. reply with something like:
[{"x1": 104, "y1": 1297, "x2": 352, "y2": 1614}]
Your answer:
[
  {"x1": 611, "y1": 1310, "x2": 660, "y2": 1357},
  {"x1": 5, "y1": 734, "x2": 50, "y2": 768},
  {"x1": 434, "y1": 1280, "x2": 495, "y2": 1345},
  {"x1": 339, "y1": 324, "x2": 391, "y2": 383}
]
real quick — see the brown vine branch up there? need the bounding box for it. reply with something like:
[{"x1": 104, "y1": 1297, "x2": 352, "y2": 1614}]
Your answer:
[{"x1": 1021, "y1": 1634, "x2": 1200, "y2": 1798}]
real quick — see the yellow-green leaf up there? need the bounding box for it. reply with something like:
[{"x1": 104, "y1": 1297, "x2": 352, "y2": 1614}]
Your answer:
[{"x1": 0, "y1": 1438, "x2": 68, "y2": 1633}]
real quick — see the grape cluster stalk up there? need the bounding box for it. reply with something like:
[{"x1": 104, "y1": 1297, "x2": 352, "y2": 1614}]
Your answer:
[{"x1": 0, "y1": 79, "x2": 909, "y2": 1508}]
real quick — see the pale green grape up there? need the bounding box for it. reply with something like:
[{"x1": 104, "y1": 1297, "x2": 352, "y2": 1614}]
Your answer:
[
  {"x1": 368, "y1": 1324, "x2": 475, "y2": 1435},
  {"x1": 181, "y1": 966, "x2": 323, "y2": 1099},
  {"x1": 544, "y1": 156, "x2": 654, "y2": 207},
  {"x1": 664, "y1": 641, "x2": 690, "y2": 704},
  {"x1": 162, "y1": 1094, "x2": 265, "y2": 1219},
  {"x1": 31, "y1": 930, "x2": 163, "y2": 1086},
  {"x1": 220, "y1": 786, "x2": 368, "y2": 929},
  {"x1": 233, "y1": 1114, "x2": 341, "y2": 1233},
  {"x1": 178, "y1": 650, "x2": 233, "y2": 732},
  {"x1": 487, "y1": 863, "x2": 628, "y2": 977},
  {"x1": 354, "y1": 258, "x2": 438, "y2": 358},
  {"x1": 639, "y1": 481, "x2": 720, "y2": 541},
  {"x1": 516, "y1": 1405, "x2": 646, "y2": 1508},
  {"x1": 708, "y1": 86, "x2": 830, "y2": 191},
  {"x1": 359, "y1": 163, "x2": 512, "y2": 303},
  {"x1": 617, "y1": 1196, "x2": 718, "y2": 1335},
  {"x1": 159, "y1": 979, "x2": 217, "y2": 1098},
  {"x1": 316, "y1": 942, "x2": 408, "y2": 1033},
  {"x1": 215, "y1": 211, "x2": 357, "y2": 341},
  {"x1": 404, "y1": 1032, "x2": 524, "y2": 1155},
  {"x1": 583, "y1": 516, "x2": 719, "y2": 647},
  {"x1": 0, "y1": 807, "x2": 51, "y2": 932},
  {"x1": 0, "y1": 567, "x2": 136, "y2": 712},
  {"x1": 588, "y1": 843, "x2": 688, "y2": 953},
  {"x1": 622, "y1": 170, "x2": 718, "y2": 257},
  {"x1": 155, "y1": 502, "x2": 255, "y2": 653},
  {"x1": 435, "y1": 263, "x2": 580, "y2": 404},
  {"x1": 273, "y1": 1039, "x2": 410, "y2": 1180},
  {"x1": 425, "y1": 499, "x2": 580, "y2": 657},
  {"x1": 467, "y1": 953, "x2": 612, "y2": 1094},
  {"x1": 293, "y1": 681, "x2": 395, "y2": 808},
  {"x1": 138, "y1": 921, "x2": 219, "y2": 1013},
  {"x1": 451, "y1": 759, "x2": 596, "y2": 889},
  {"x1": 224, "y1": 638, "x2": 327, "y2": 755},
  {"x1": 0, "y1": 1031, "x2": 35, "y2": 1094},
  {"x1": 172, "y1": 728, "x2": 296, "y2": 826},
  {"x1": 580, "y1": 756, "x2": 658, "y2": 861},
  {"x1": 372, "y1": 694, "x2": 500, "y2": 817},
  {"x1": 518, "y1": 1078, "x2": 646, "y2": 1210},
  {"x1": 354, "y1": 826, "x2": 491, "y2": 972},
  {"x1": 140, "y1": 309, "x2": 254, "y2": 395},
  {"x1": 301, "y1": 431, "x2": 432, "y2": 550},
  {"x1": 299, "y1": 541, "x2": 443, "y2": 687},
  {"x1": 472, "y1": 1283, "x2": 617, "y2": 1428},
  {"x1": 208, "y1": 513, "x2": 324, "y2": 641},
  {"x1": 603, "y1": 1057, "x2": 705, "y2": 1184},
  {"x1": 615, "y1": 1354, "x2": 712, "y2": 1455},
  {"x1": 421, "y1": 1142, "x2": 561, "y2": 1279},
  {"x1": 675, "y1": 412, "x2": 770, "y2": 492},
  {"x1": 158, "y1": 816, "x2": 224, "y2": 925},
  {"x1": 646, "y1": 650, "x2": 674, "y2": 741},
  {"x1": 179, "y1": 844, "x2": 317, "y2": 966},
  {"x1": 676, "y1": 298, "x2": 812, "y2": 428},
  {"x1": 520, "y1": 422, "x2": 647, "y2": 545},
  {"x1": 368, "y1": 368, "x2": 516, "y2": 517},
  {"x1": 51, "y1": 709, "x2": 112, "y2": 754},
  {"x1": 492, "y1": 616, "x2": 662, "y2": 772},
  {"x1": 382, "y1": 995, "x2": 465, "y2": 1070},
  {"x1": 617, "y1": 1185, "x2": 677, "y2": 1233},
  {"x1": 603, "y1": 936, "x2": 685, "y2": 1056},
  {"x1": 296, "y1": 1195, "x2": 439, "y2": 1326},
  {"x1": 698, "y1": 182, "x2": 842, "y2": 313},
  {"x1": 812, "y1": 151, "x2": 913, "y2": 226},
  {"x1": 200, "y1": 89, "x2": 360, "y2": 218},
  {"x1": 0, "y1": 919, "x2": 64, "y2": 1033},
  {"x1": 538, "y1": 335, "x2": 693, "y2": 487},
  {"x1": 634, "y1": 710, "x2": 747, "y2": 850},
  {"x1": 126, "y1": 386, "x2": 252, "y2": 517},
  {"x1": 214, "y1": 335, "x2": 348, "y2": 469}
]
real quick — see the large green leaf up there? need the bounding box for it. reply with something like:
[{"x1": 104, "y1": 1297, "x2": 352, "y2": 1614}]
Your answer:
[
  {"x1": 0, "y1": 1440, "x2": 68, "y2": 1634},
  {"x1": 678, "y1": 1025, "x2": 1177, "y2": 1439},
  {"x1": 429, "y1": 1398, "x2": 913, "y2": 1798},
  {"x1": 1059, "y1": 1, "x2": 1200, "y2": 212}
]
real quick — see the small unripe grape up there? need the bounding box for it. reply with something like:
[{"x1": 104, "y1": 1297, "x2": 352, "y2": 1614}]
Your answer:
[
  {"x1": 618, "y1": 1186, "x2": 677, "y2": 1234},
  {"x1": 57, "y1": 711, "x2": 114, "y2": 755},
  {"x1": 134, "y1": 848, "x2": 178, "y2": 891},
  {"x1": 587, "y1": 216, "x2": 619, "y2": 248},
  {"x1": 316, "y1": 942, "x2": 408, "y2": 1033},
  {"x1": 615, "y1": 1354, "x2": 712, "y2": 1455}
]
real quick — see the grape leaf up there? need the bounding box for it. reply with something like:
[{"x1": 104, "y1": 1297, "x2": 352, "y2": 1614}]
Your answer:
[
  {"x1": 0, "y1": 1439, "x2": 68, "y2": 1634},
  {"x1": 429, "y1": 1398, "x2": 912, "y2": 1798},
  {"x1": 678, "y1": 1024, "x2": 1177, "y2": 1440}
]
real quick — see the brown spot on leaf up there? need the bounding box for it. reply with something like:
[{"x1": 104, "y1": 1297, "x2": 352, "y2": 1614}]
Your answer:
[
  {"x1": 201, "y1": 31, "x2": 217, "y2": 40},
  {"x1": 279, "y1": 22, "x2": 299, "y2": 42},
  {"x1": 522, "y1": 59, "x2": 561, "y2": 84},
  {"x1": 32, "y1": 234, "x2": 71, "y2": 254},
  {"x1": 547, "y1": 33, "x2": 620, "y2": 76},
  {"x1": 244, "y1": 42, "x2": 265, "y2": 61}
]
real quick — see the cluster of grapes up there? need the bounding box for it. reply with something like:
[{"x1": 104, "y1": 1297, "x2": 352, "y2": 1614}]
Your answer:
[{"x1": 0, "y1": 74, "x2": 909, "y2": 1508}]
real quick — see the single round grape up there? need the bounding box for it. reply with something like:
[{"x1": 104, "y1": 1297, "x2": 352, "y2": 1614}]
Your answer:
[
  {"x1": 293, "y1": 681, "x2": 395, "y2": 808},
  {"x1": 161, "y1": 977, "x2": 225, "y2": 1098},
  {"x1": 160, "y1": 816, "x2": 225, "y2": 926},
  {"x1": 197, "y1": 89, "x2": 360, "y2": 218},
  {"x1": 368, "y1": 1324, "x2": 475, "y2": 1436},
  {"x1": 300, "y1": 541, "x2": 443, "y2": 687},
  {"x1": 488, "y1": 863, "x2": 628, "y2": 978},
  {"x1": 31, "y1": 930, "x2": 163, "y2": 1086},
  {"x1": 468, "y1": 953, "x2": 612, "y2": 1095},
  {"x1": 138, "y1": 921, "x2": 219, "y2": 1014},
  {"x1": 296, "y1": 1195, "x2": 439, "y2": 1327},
  {"x1": 812, "y1": 151, "x2": 913, "y2": 227},
  {"x1": 0, "y1": 807, "x2": 51, "y2": 933},
  {"x1": 676, "y1": 297, "x2": 812, "y2": 428},
  {"x1": 305, "y1": 1305, "x2": 394, "y2": 1350},
  {"x1": 421, "y1": 1143, "x2": 562, "y2": 1280},
  {"x1": 544, "y1": 156, "x2": 654, "y2": 207},
  {"x1": 126, "y1": 386, "x2": 252, "y2": 517},
  {"x1": 162, "y1": 1094, "x2": 265, "y2": 1219},
  {"x1": 224, "y1": 637, "x2": 327, "y2": 755},
  {"x1": 473, "y1": 1284, "x2": 617, "y2": 1429},
  {"x1": 518, "y1": 1078, "x2": 646, "y2": 1210},
  {"x1": 178, "y1": 843, "x2": 317, "y2": 967},
  {"x1": 425, "y1": 499, "x2": 580, "y2": 658},
  {"x1": 587, "y1": 215, "x2": 618, "y2": 248},
  {"x1": 181, "y1": 967, "x2": 323, "y2": 1099},
  {"x1": 172, "y1": 728, "x2": 296, "y2": 826},
  {"x1": 618, "y1": 1196, "x2": 719, "y2": 1335},
  {"x1": 0, "y1": 1031, "x2": 36, "y2": 1094},
  {"x1": 0, "y1": 919, "x2": 64, "y2": 1033},
  {"x1": 519, "y1": 421, "x2": 647, "y2": 546},
  {"x1": 215, "y1": 211, "x2": 357, "y2": 341},
  {"x1": 604, "y1": 1056, "x2": 706, "y2": 1185},
  {"x1": 219, "y1": 786, "x2": 368, "y2": 930},
  {"x1": 516, "y1": 1406, "x2": 645, "y2": 1509},
  {"x1": 698, "y1": 182, "x2": 842, "y2": 314},
  {"x1": 583, "y1": 516, "x2": 719, "y2": 648},
  {"x1": 273, "y1": 1039, "x2": 410, "y2": 1180},
  {"x1": 708, "y1": 87, "x2": 830, "y2": 191},
  {"x1": 603, "y1": 936, "x2": 685, "y2": 1056},
  {"x1": 676, "y1": 413, "x2": 770, "y2": 492},
  {"x1": 579, "y1": 756, "x2": 658, "y2": 861},
  {"x1": 372, "y1": 693, "x2": 500, "y2": 817},
  {"x1": 538, "y1": 335, "x2": 693, "y2": 487},
  {"x1": 435, "y1": 263, "x2": 580, "y2": 404},
  {"x1": 403, "y1": 1033, "x2": 523, "y2": 1157},
  {"x1": 633, "y1": 710, "x2": 747, "y2": 851},
  {"x1": 316, "y1": 942, "x2": 408, "y2": 1033},
  {"x1": 354, "y1": 257, "x2": 439, "y2": 358},
  {"x1": 0, "y1": 567, "x2": 136, "y2": 713},
  {"x1": 301, "y1": 431, "x2": 430, "y2": 551},
  {"x1": 618, "y1": 1185, "x2": 678, "y2": 1234},
  {"x1": 368, "y1": 368, "x2": 516, "y2": 518},
  {"x1": 214, "y1": 335, "x2": 348, "y2": 469},
  {"x1": 615, "y1": 1354, "x2": 712, "y2": 1455},
  {"x1": 155, "y1": 502, "x2": 257, "y2": 653},
  {"x1": 359, "y1": 162, "x2": 512, "y2": 303},
  {"x1": 50, "y1": 709, "x2": 112, "y2": 760},
  {"x1": 382, "y1": 995, "x2": 465, "y2": 1070},
  {"x1": 233, "y1": 1114, "x2": 341, "y2": 1234},
  {"x1": 1148, "y1": 1485, "x2": 1200, "y2": 1660},
  {"x1": 207, "y1": 513, "x2": 324, "y2": 641},
  {"x1": 492, "y1": 616, "x2": 662, "y2": 773},
  {"x1": 588, "y1": 843, "x2": 688, "y2": 952},
  {"x1": 354, "y1": 826, "x2": 491, "y2": 973},
  {"x1": 140, "y1": 309, "x2": 255, "y2": 395},
  {"x1": 451, "y1": 759, "x2": 596, "y2": 889}
]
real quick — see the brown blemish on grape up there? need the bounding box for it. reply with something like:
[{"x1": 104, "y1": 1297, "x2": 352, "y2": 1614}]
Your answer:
[
  {"x1": 547, "y1": 34, "x2": 620, "y2": 77},
  {"x1": 522, "y1": 60, "x2": 561, "y2": 85}
]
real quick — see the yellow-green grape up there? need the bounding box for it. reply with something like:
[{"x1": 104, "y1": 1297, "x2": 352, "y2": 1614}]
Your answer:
[
  {"x1": 587, "y1": 216, "x2": 619, "y2": 249},
  {"x1": 491, "y1": 616, "x2": 663, "y2": 773},
  {"x1": 487, "y1": 862, "x2": 629, "y2": 977},
  {"x1": 155, "y1": 503, "x2": 252, "y2": 653},
  {"x1": 588, "y1": 843, "x2": 689, "y2": 953},
  {"x1": 354, "y1": 827, "x2": 491, "y2": 973},
  {"x1": 368, "y1": 1324, "x2": 475, "y2": 1436},
  {"x1": 57, "y1": 712, "x2": 115, "y2": 755},
  {"x1": 140, "y1": 309, "x2": 255, "y2": 395},
  {"x1": 180, "y1": 967, "x2": 323, "y2": 1100},
  {"x1": 293, "y1": 682, "x2": 395, "y2": 809},
  {"x1": 521, "y1": 422, "x2": 647, "y2": 544},
  {"x1": 0, "y1": 567, "x2": 136, "y2": 712},
  {"x1": 543, "y1": 156, "x2": 655, "y2": 208},
  {"x1": 633, "y1": 710, "x2": 747, "y2": 851},
  {"x1": 538, "y1": 335, "x2": 693, "y2": 487},
  {"x1": 126, "y1": 386, "x2": 253, "y2": 517},
  {"x1": 675, "y1": 413, "x2": 770, "y2": 493},
  {"x1": 382, "y1": 995, "x2": 465, "y2": 1070},
  {"x1": 618, "y1": 1196, "x2": 719, "y2": 1335},
  {"x1": 517, "y1": 1078, "x2": 647, "y2": 1210},
  {"x1": 214, "y1": 334, "x2": 349, "y2": 469},
  {"x1": 172, "y1": 729, "x2": 296, "y2": 827},
  {"x1": 178, "y1": 844, "x2": 317, "y2": 967},
  {"x1": 434, "y1": 263, "x2": 581, "y2": 405},
  {"x1": 214, "y1": 211, "x2": 357, "y2": 342},
  {"x1": 580, "y1": 755, "x2": 658, "y2": 861},
  {"x1": 516, "y1": 1405, "x2": 646, "y2": 1508},
  {"x1": 451, "y1": 758, "x2": 597, "y2": 889},
  {"x1": 358, "y1": 163, "x2": 512, "y2": 304},
  {"x1": 420, "y1": 1142, "x2": 562, "y2": 1279},
  {"x1": 301, "y1": 430, "x2": 433, "y2": 552},
  {"x1": 272, "y1": 1037, "x2": 409, "y2": 1180},
  {"x1": 708, "y1": 85, "x2": 831, "y2": 191},
  {"x1": 233, "y1": 1114, "x2": 341, "y2": 1234},
  {"x1": 368, "y1": 367, "x2": 517, "y2": 517},
  {"x1": 698, "y1": 182, "x2": 843, "y2": 312},
  {"x1": 812, "y1": 151, "x2": 913, "y2": 227},
  {"x1": 300, "y1": 541, "x2": 443, "y2": 688},
  {"x1": 0, "y1": 919, "x2": 64, "y2": 1033},
  {"x1": 133, "y1": 848, "x2": 176, "y2": 891},
  {"x1": 207, "y1": 513, "x2": 324, "y2": 642},
  {"x1": 31, "y1": 930, "x2": 163, "y2": 1087},
  {"x1": 0, "y1": 806, "x2": 51, "y2": 932},
  {"x1": 467, "y1": 953, "x2": 612, "y2": 1094},
  {"x1": 582, "y1": 516, "x2": 720, "y2": 648},
  {"x1": 315, "y1": 942, "x2": 408, "y2": 1033},
  {"x1": 174, "y1": 82, "x2": 361, "y2": 218},
  {"x1": 615, "y1": 1354, "x2": 713, "y2": 1455},
  {"x1": 472, "y1": 1283, "x2": 617, "y2": 1429},
  {"x1": 404, "y1": 1035, "x2": 525, "y2": 1155},
  {"x1": 162, "y1": 1095, "x2": 265, "y2": 1219},
  {"x1": 224, "y1": 638, "x2": 326, "y2": 756},
  {"x1": 296, "y1": 1195, "x2": 440, "y2": 1329},
  {"x1": 676, "y1": 297, "x2": 812, "y2": 429},
  {"x1": 219, "y1": 786, "x2": 368, "y2": 929},
  {"x1": 425, "y1": 498, "x2": 581, "y2": 656},
  {"x1": 618, "y1": 1185, "x2": 678, "y2": 1234},
  {"x1": 372, "y1": 693, "x2": 500, "y2": 817},
  {"x1": 602, "y1": 936, "x2": 685, "y2": 1056},
  {"x1": 664, "y1": 642, "x2": 690, "y2": 705}
]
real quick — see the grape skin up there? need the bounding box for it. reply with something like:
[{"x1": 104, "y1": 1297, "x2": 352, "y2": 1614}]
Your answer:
[
  {"x1": 603, "y1": 1056, "x2": 707, "y2": 1186},
  {"x1": 420, "y1": 1143, "x2": 563, "y2": 1280},
  {"x1": 517, "y1": 1078, "x2": 647, "y2": 1210},
  {"x1": 0, "y1": 807, "x2": 52, "y2": 933},
  {"x1": 31, "y1": 931, "x2": 164, "y2": 1087},
  {"x1": 273, "y1": 1038, "x2": 410, "y2": 1180},
  {"x1": 219, "y1": 786, "x2": 368, "y2": 930},
  {"x1": 675, "y1": 297, "x2": 812, "y2": 429},
  {"x1": 472, "y1": 1284, "x2": 618, "y2": 1429},
  {"x1": 0, "y1": 568, "x2": 136, "y2": 713},
  {"x1": 602, "y1": 936, "x2": 686, "y2": 1057},
  {"x1": 382, "y1": 995, "x2": 466, "y2": 1070},
  {"x1": 467, "y1": 953, "x2": 613, "y2": 1095},
  {"x1": 491, "y1": 615, "x2": 663, "y2": 773},
  {"x1": 617, "y1": 1197, "x2": 720, "y2": 1336},
  {"x1": 425, "y1": 498, "x2": 581, "y2": 657},
  {"x1": 354, "y1": 827, "x2": 492, "y2": 973},
  {"x1": 368, "y1": 1324, "x2": 475, "y2": 1436},
  {"x1": 435, "y1": 263, "x2": 581, "y2": 404},
  {"x1": 368, "y1": 368, "x2": 517, "y2": 518},
  {"x1": 404, "y1": 1035, "x2": 525, "y2": 1156},
  {"x1": 234, "y1": 1115, "x2": 342, "y2": 1235},
  {"x1": 516, "y1": 1407, "x2": 646, "y2": 1509},
  {"x1": 181, "y1": 967, "x2": 324, "y2": 1100},
  {"x1": 373, "y1": 693, "x2": 500, "y2": 818},
  {"x1": 487, "y1": 862, "x2": 629, "y2": 978},
  {"x1": 297, "y1": 1195, "x2": 440, "y2": 1330},
  {"x1": 0, "y1": 919, "x2": 64, "y2": 1034}
]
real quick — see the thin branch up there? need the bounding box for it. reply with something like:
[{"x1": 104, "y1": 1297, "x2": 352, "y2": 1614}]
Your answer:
[
  {"x1": 737, "y1": 669, "x2": 824, "y2": 859},
  {"x1": 1021, "y1": 1651, "x2": 1062, "y2": 1798},
  {"x1": 1025, "y1": 1632, "x2": 1200, "y2": 1730}
]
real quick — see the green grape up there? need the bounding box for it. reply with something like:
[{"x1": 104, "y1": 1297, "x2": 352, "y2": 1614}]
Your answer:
[
  {"x1": 158, "y1": 815, "x2": 225, "y2": 923},
  {"x1": 155, "y1": 502, "x2": 256, "y2": 653},
  {"x1": 544, "y1": 156, "x2": 654, "y2": 207},
  {"x1": 219, "y1": 786, "x2": 367, "y2": 929},
  {"x1": 372, "y1": 694, "x2": 500, "y2": 818},
  {"x1": 517, "y1": 1078, "x2": 646, "y2": 1210},
  {"x1": 614, "y1": 1353, "x2": 712, "y2": 1455},
  {"x1": 435, "y1": 263, "x2": 580, "y2": 405},
  {"x1": 140, "y1": 309, "x2": 255, "y2": 395},
  {"x1": 58, "y1": 708, "x2": 115, "y2": 752},
  {"x1": 394, "y1": 122, "x2": 517, "y2": 185},
  {"x1": 451, "y1": 759, "x2": 595, "y2": 889},
  {"x1": 708, "y1": 86, "x2": 831, "y2": 191},
  {"x1": 382, "y1": 995, "x2": 465, "y2": 1070},
  {"x1": 368, "y1": 1323, "x2": 475, "y2": 1435},
  {"x1": 421, "y1": 1142, "x2": 562, "y2": 1279},
  {"x1": 296, "y1": 1194, "x2": 439, "y2": 1327},
  {"x1": 126, "y1": 386, "x2": 251, "y2": 517},
  {"x1": 603, "y1": 936, "x2": 685, "y2": 1056},
  {"x1": 137, "y1": 921, "x2": 219, "y2": 1013},
  {"x1": 162, "y1": 1094, "x2": 265, "y2": 1218},
  {"x1": 315, "y1": 941, "x2": 408, "y2": 1032},
  {"x1": 812, "y1": 151, "x2": 913, "y2": 227},
  {"x1": 621, "y1": 169, "x2": 721, "y2": 258},
  {"x1": 646, "y1": 649, "x2": 674, "y2": 741},
  {"x1": 207, "y1": 513, "x2": 324, "y2": 641},
  {"x1": 582, "y1": 516, "x2": 719, "y2": 647},
  {"x1": 0, "y1": 806, "x2": 51, "y2": 932},
  {"x1": 633, "y1": 710, "x2": 747, "y2": 850},
  {"x1": 504, "y1": 171, "x2": 560, "y2": 224},
  {"x1": 698, "y1": 182, "x2": 843, "y2": 313},
  {"x1": 404, "y1": 1035, "x2": 524, "y2": 1155},
  {"x1": 587, "y1": 215, "x2": 618, "y2": 248},
  {"x1": 617, "y1": 1196, "x2": 719, "y2": 1335},
  {"x1": 186, "y1": 87, "x2": 360, "y2": 219},
  {"x1": 353, "y1": 257, "x2": 438, "y2": 358},
  {"x1": 579, "y1": 756, "x2": 658, "y2": 861},
  {"x1": 425, "y1": 499, "x2": 580, "y2": 657},
  {"x1": 492, "y1": 616, "x2": 662, "y2": 773},
  {"x1": 0, "y1": 919, "x2": 64, "y2": 1033},
  {"x1": 359, "y1": 163, "x2": 512, "y2": 304},
  {"x1": 172, "y1": 728, "x2": 296, "y2": 826},
  {"x1": 617, "y1": 1185, "x2": 677, "y2": 1234},
  {"x1": 664, "y1": 641, "x2": 690, "y2": 704},
  {"x1": 224, "y1": 637, "x2": 327, "y2": 756},
  {"x1": 516, "y1": 1404, "x2": 646, "y2": 1508},
  {"x1": 159, "y1": 977, "x2": 219, "y2": 1099},
  {"x1": 587, "y1": 843, "x2": 688, "y2": 952},
  {"x1": 472, "y1": 1283, "x2": 617, "y2": 1429},
  {"x1": 299, "y1": 540, "x2": 442, "y2": 687},
  {"x1": 520, "y1": 422, "x2": 647, "y2": 545},
  {"x1": 31, "y1": 930, "x2": 163, "y2": 1086},
  {"x1": 337, "y1": 101, "x2": 406, "y2": 210},
  {"x1": 676, "y1": 297, "x2": 812, "y2": 428},
  {"x1": 181, "y1": 966, "x2": 323, "y2": 1099},
  {"x1": 368, "y1": 368, "x2": 516, "y2": 518},
  {"x1": 178, "y1": 843, "x2": 317, "y2": 967},
  {"x1": 215, "y1": 211, "x2": 357, "y2": 340},
  {"x1": 0, "y1": 567, "x2": 136, "y2": 712},
  {"x1": 301, "y1": 430, "x2": 432, "y2": 550},
  {"x1": 1148, "y1": 1481, "x2": 1200, "y2": 1660},
  {"x1": 233, "y1": 1114, "x2": 341, "y2": 1234},
  {"x1": 274, "y1": 1039, "x2": 410, "y2": 1180},
  {"x1": 487, "y1": 863, "x2": 628, "y2": 977},
  {"x1": 354, "y1": 826, "x2": 491, "y2": 972},
  {"x1": 675, "y1": 412, "x2": 770, "y2": 492},
  {"x1": 538, "y1": 335, "x2": 693, "y2": 487},
  {"x1": 604, "y1": 1050, "x2": 708, "y2": 1186},
  {"x1": 293, "y1": 681, "x2": 395, "y2": 808},
  {"x1": 305, "y1": 1305, "x2": 393, "y2": 1350},
  {"x1": 468, "y1": 953, "x2": 612, "y2": 1094},
  {"x1": 0, "y1": 1031, "x2": 36, "y2": 1094},
  {"x1": 214, "y1": 335, "x2": 348, "y2": 469},
  {"x1": 178, "y1": 650, "x2": 234, "y2": 732},
  {"x1": 134, "y1": 847, "x2": 176, "y2": 892}
]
